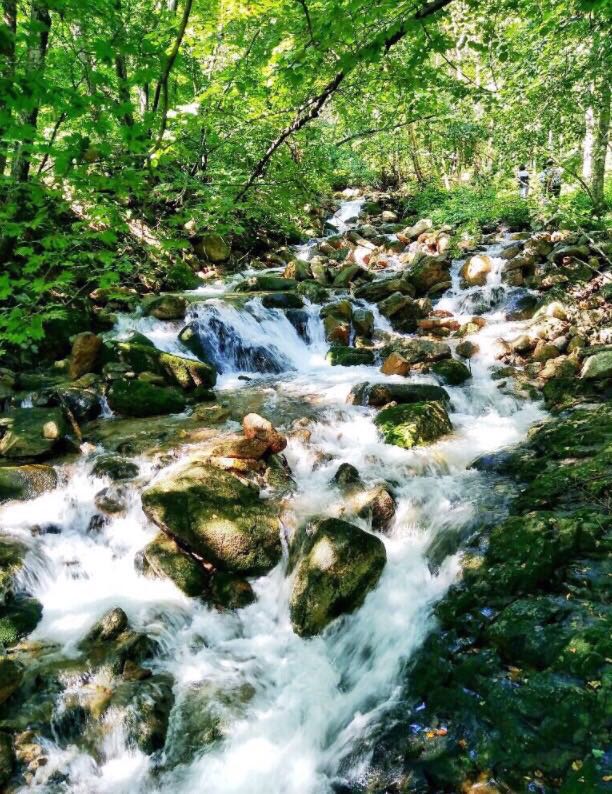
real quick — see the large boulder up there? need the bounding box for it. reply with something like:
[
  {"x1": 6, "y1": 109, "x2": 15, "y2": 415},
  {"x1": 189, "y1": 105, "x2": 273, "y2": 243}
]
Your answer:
[
  {"x1": 261, "y1": 292, "x2": 304, "y2": 310},
  {"x1": 236, "y1": 275, "x2": 298, "y2": 292},
  {"x1": 0, "y1": 657, "x2": 23, "y2": 705},
  {"x1": 382, "y1": 338, "x2": 451, "y2": 364},
  {"x1": 141, "y1": 463, "x2": 281, "y2": 575},
  {"x1": 143, "y1": 295, "x2": 187, "y2": 321},
  {"x1": 380, "y1": 352, "x2": 411, "y2": 376},
  {"x1": 407, "y1": 254, "x2": 451, "y2": 295},
  {"x1": 580, "y1": 351, "x2": 612, "y2": 381},
  {"x1": 242, "y1": 413, "x2": 287, "y2": 454},
  {"x1": 353, "y1": 276, "x2": 414, "y2": 303},
  {"x1": 0, "y1": 408, "x2": 70, "y2": 461},
  {"x1": 378, "y1": 292, "x2": 424, "y2": 333},
  {"x1": 142, "y1": 532, "x2": 209, "y2": 597},
  {"x1": 0, "y1": 464, "x2": 57, "y2": 503},
  {"x1": 69, "y1": 332, "x2": 102, "y2": 379},
  {"x1": 321, "y1": 301, "x2": 352, "y2": 345},
  {"x1": 327, "y1": 346, "x2": 375, "y2": 367},
  {"x1": 289, "y1": 517, "x2": 386, "y2": 637},
  {"x1": 107, "y1": 380, "x2": 186, "y2": 417},
  {"x1": 431, "y1": 359, "x2": 472, "y2": 385},
  {"x1": 349, "y1": 382, "x2": 449, "y2": 407},
  {"x1": 193, "y1": 232, "x2": 231, "y2": 263},
  {"x1": 460, "y1": 254, "x2": 492, "y2": 287},
  {"x1": 104, "y1": 341, "x2": 216, "y2": 390},
  {"x1": 375, "y1": 402, "x2": 452, "y2": 448},
  {"x1": 0, "y1": 595, "x2": 42, "y2": 647}
]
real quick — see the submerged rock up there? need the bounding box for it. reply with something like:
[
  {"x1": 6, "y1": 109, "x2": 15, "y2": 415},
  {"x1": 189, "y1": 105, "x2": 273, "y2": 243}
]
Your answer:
[
  {"x1": 375, "y1": 401, "x2": 452, "y2": 448},
  {"x1": 289, "y1": 517, "x2": 386, "y2": 637},
  {"x1": 0, "y1": 464, "x2": 57, "y2": 503},
  {"x1": 92, "y1": 455, "x2": 139, "y2": 481},
  {"x1": 141, "y1": 462, "x2": 281, "y2": 575}
]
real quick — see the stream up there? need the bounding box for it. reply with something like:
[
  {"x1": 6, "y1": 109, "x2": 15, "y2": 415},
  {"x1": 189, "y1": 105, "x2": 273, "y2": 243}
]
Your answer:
[{"x1": 1, "y1": 199, "x2": 547, "y2": 793}]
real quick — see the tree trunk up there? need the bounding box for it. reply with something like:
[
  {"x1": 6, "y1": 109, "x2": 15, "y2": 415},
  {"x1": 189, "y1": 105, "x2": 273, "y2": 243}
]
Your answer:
[
  {"x1": 590, "y1": 73, "x2": 610, "y2": 214},
  {"x1": 11, "y1": 0, "x2": 51, "y2": 182},
  {"x1": 582, "y1": 103, "x2": 594, "y2": 181},
  {"x1": 0, "y1": 0, "x2": 17, "y2": 175}
]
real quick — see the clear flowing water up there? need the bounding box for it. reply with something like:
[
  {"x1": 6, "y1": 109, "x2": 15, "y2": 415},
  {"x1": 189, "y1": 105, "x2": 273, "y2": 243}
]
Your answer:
[{"x1": 1, "y1": 205, "x2": 546, "y2": 793}]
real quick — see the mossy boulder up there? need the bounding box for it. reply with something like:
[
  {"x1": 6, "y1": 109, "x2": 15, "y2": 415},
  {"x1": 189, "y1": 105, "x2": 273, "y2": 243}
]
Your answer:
[
  {"x1": 0, "y1": 464, "x2": 57, "y2": 503},
  {"x1": 194, "y1": 232, "x2": 231, "y2": 263},
  {"x1": 0, "y1": 596, "x2": 43, "y2": 647},
  {"x1": 0, "y1": 657, "x2": 23, "y2": 705},
  {"x1": 237, "y1": 275, "x2": 298, "y2": 292},
  {"x1": 349, "y1": 382, "x2": 449, "y2": 407},
  {"x1": 210, "y1": 572, "x2": 255, "y2": 610},
  {"x1": 0, "y1": 408, "x2": 70, "y2": 461},
  {"x1": 289, "y1": 517, "x2": 386, "y2": 637},
  {"x1": 581, "y1": 350, "x2": 612, "y2": 381},
  {"x1": 104, "y1": 341, "x2": 217, "y2": 390},
  {"x1": 92, "y1": 455, "x2": 139, "y2": 481},
  {"x1": 407, "y1": 254, "x2": 451, "y2": 294},
  {"x1": 261, "y1": 291, "x2": 304, "y2": 310},
  {"x1": 0, "y1": 538, "x2": 27, "y2": 599},
  {"x1": 326, "y1": 346, "x2": 375, "y2": 367},
  {"x1": 141, "y1": 462, "x2": 281, "y2": 575},
  {"x1": 107, "y1": 379, "x2": 186, "y2": 417},
  {"x1": 382, "y1": 338, "x2": 451, "y2": 364},
  {"x1": 375, "y1": 401, "x2": 452, "y2": 448},
  {"x1": 142, "y1": 532, "x2": 209, "y2": 597},
  {"x1": 431, "y1": 358, "x2": 471, "y2": 385},
  {"x1": 143, "y1": 294, "x2": 187, "y2": 321}
]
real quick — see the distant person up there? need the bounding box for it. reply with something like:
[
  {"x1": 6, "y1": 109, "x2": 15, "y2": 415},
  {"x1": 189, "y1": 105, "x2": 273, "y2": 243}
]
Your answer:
[
  {"x1": 540, "y1": 159, "x2": 562, "y2": 198},
  {"x1": 517, "y1": 164, "x2": 530, "y2": 198}
]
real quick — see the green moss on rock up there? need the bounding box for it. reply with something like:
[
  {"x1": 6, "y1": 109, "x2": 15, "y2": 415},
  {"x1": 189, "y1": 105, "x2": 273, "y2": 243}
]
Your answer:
[
  {"x1": 374, "y1": 401, "x2": 452, "y2": 448},
  {"x1": 107, "y1": 380, "x2": 186, "y2": 417}
]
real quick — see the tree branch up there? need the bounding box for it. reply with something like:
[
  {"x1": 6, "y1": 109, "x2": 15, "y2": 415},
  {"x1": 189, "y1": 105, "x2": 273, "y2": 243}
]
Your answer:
[
  {"x1": 335, "y1": 114, "x2": 439, "y2": 146},
  {"x1": 235, "y1": 0, "x2": 454, "y2": 201}
]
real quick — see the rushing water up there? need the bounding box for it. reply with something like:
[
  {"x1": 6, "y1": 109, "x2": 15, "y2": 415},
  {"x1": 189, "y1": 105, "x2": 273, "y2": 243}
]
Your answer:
[{"x1": 1, "y1": 201, "x2": 546, "y2": 793}]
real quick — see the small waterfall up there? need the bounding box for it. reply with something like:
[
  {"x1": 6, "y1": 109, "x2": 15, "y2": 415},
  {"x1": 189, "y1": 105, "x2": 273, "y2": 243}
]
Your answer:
[{"x1": 189, "y1": 298, "x2": 328, "y2": 375}]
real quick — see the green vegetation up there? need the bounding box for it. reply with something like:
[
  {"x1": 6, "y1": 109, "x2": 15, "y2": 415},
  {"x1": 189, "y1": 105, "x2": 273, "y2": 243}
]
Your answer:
[{"x1": 0, "y1": 0, "x2": 609, "y2": 359}]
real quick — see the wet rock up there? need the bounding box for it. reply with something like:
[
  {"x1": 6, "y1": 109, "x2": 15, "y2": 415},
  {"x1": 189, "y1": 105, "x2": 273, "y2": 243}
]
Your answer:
[
  {"x1": 323, "y1": 315, "x2": 350, "y2": 345},
  {"x1": 0, "y1": 595, "x2": 43, "y2": 647},
  {"x1": 297, "y1": 280, "x2": 328, "y2": 303},
  {"x1": 242, "y1": 413, "x2": 287, "y2": 454},
  {"x1": 0, "y1": 538, "x2": 28, "y2": 599},
  {"x1": 85, "y1": 607, "x2": 129, "y2": 642},
  {"x1": 431, "y1": 358, "x2": 471, "y2": 385},
  {"x1": 261, "y1": 292, "x2": 304, "y2": 310},
  {"x1": 210, "y1": 572, "x2": 255, "y2": 609},
  {"x1": 193, "y1": 232, "x2": 230, "y2": 263},
  {"x1": 237, "y1": 275, "x2": 298, "y2": 292},
  {"x1": 104, "y1": 341, "x2": 217, "y2": 390},
  {"x1": 456, "y1": 340, "x2": 478, "y2": 359},
  {"x1": 332, "y1": 463, "x2": 363, "y2": 491},
  {"x1": 142, "y1": 532, "x2": 208, "y2": 597},
  {"x1": 51, "y1": 375, "x2": 102, "y2": 422},
  {"x1": 107, "y1": 379, "x2": 187, "y2": 417},
  {"x1": 380, "y1": 352, "x2": 410, "y2": 376},
  {"x1": 143, "y1": 295, "x2": 187, "y2": 321},
  {"x1": 326, "y1": 346, "x2": 375, "y2": 367},
  {"x1": 382, "y1": 338, "x2": 451, "y2": 364},
  {"x1": 283, "y1": 260, "x2": 312, "y2": 280},
  {"x1": 333, "y1": 264, "x2": 372, "y2": 288},
  {"x1": 210, "y1": 434, "x2": 269, "y2": 460},
  {"x1": 532, "y1": 341, "x2": 561, "y2": 363},
  {"x1": 352, "y1": 308, "x2": 374, "y2": 338},
  {"x1": 0, "y1": 657, "x2": 23, "y2": 704},
  {"x1": 92, "y1": 455, "x2": 139, "y2": 481},
  {"x1": 349, "y1": 382, "x2": 449, "y2": 407},
  {"x1": 353, "y1": 276, "x2": 414, "y2": 303},
  {"x1": 399, "y1": 218, "x2": 432, "y2": 241},
  {"x1": 407, "y1": 254, "x2": 451, "y2": 295},
  {"x1": 289, "y1": 517, "x2": 386, "y2": 637},
  {"x1": 68, "y1": 332, "x2": 102, "y2": 379},
  {"x1": 0, "y1": 408, "x2": 70, "y2": 461},
  {"x1": 509, "y1": 334, "x2": 534, "y2": 353},
  {"x1": 460, "y1": 254, "x2": 492, "y2": 286},
  {"x1": 141, "y1": 462, "x2": 281, "y2": 575},
  {"x1": 375, "y1": 401, "x2": 452, "y2": 448},
  {"x1": 580, "y1": 350, "x2": 612, "y2": 381},
  {"x1": 346, "y1": 484, "x2": 396, "y2": 533},
  {"x1": 378, "y1": 292, "x2": 423, "y2": 333},
  {"x1": 0, "y1": 731, "x2": 14, "y2": 788},
  {"x1": 111, "y1": 673, "x2": 175, "y2": 753},
  {"x1": 94, "y1": 485, "x2": 128, "y2": 515},
  {"x1": 0, "y1": 464, "x2": 57, "y2": 503}
]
